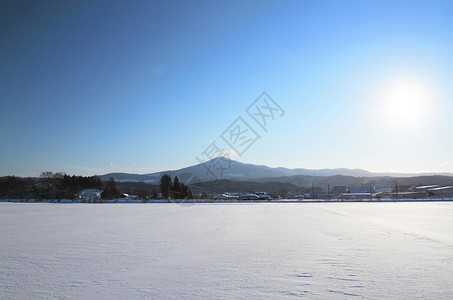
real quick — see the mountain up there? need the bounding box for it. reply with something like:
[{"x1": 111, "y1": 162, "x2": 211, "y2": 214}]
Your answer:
[
  {"x1": 100, "y1": 157, "x2": 295, "y2": 183},
  {"x1": 100, "y1": 157, "x2": 453, "y2": 183}
]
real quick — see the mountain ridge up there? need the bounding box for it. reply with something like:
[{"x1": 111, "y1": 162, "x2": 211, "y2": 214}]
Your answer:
[{"x1": 99, "y1": 157, "x2": 453, "y2": 183}]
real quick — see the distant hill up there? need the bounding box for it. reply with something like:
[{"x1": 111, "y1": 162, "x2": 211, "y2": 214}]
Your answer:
[
  {"x1": 99, "y1": 172, "x2": 161, "y2": 183},
  {"x1": 100, "y1": 157, "x2": 453, "y2": 184},
  {"x1": 167, "y1": 175, "x2": 453, "y2": 195}
]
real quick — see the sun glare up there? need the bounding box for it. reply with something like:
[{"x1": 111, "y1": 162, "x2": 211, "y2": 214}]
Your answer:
[{"x1": 374, "y1": 74, "x2": 435, "y2": 130}]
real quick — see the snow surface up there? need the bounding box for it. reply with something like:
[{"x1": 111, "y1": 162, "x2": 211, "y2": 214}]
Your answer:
[{"x1": 0, "y1": 202, "x2": 452, "y2": 299}]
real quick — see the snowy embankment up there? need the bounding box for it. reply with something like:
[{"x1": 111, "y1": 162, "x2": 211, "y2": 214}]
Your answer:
[{"x1": 0, "y1": 202, "x2": 452, "y2": 299}]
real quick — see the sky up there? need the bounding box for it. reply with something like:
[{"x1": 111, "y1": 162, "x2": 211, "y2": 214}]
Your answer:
[{"x1": 1, "y1": 0, "x2": 452, "y2": 176}]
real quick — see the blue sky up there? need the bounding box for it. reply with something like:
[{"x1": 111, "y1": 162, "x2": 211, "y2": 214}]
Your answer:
[{"x1": 1, "y1": 0, "x2": 452, "y2": 176}]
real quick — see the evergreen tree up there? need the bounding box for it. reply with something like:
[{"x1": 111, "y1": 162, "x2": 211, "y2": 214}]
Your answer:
[
  {"x1": 101, "y1": 178, "x2": 121, "y2": 200},
  {"x1": 186, "y1": 184, "x2": 194, "y2": 199},
  {"x1": 180, "y1": 183, "x2": 193, "y2": 199},
  {"x1": 159, "y1": 174, "x2": 172, "y2": 198},
  {"x1": 3, "y1": 176, "x2": 24, "y2": 193},
  {"x1": 89, "y1": 176, "x2": 103, "y2": 189},
  {"x1": 171, "y1": 176, "x2": 181, "y2": 198}
]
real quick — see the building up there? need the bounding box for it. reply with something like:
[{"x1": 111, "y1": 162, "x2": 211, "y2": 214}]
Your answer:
[
  {"x1": 428, "y1": 186, "x2": 453, "y2": 199},
  {"x1": 332, "y1": 186, "x2": 347, "y2": 195}
]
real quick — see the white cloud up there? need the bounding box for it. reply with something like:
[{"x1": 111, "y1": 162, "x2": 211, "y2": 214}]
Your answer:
[{"x1": 225, "y1": 149, "x2": 238, "y2": 158}]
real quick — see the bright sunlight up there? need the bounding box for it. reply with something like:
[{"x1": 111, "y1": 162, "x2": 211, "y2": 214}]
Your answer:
[{"x1": 374, "y1": 73, "x2": 436, "y2": 130}]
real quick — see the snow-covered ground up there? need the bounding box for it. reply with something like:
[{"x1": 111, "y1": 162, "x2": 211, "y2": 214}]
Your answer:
[{"x1": 0, "y1": 202, "x2": 452, "y2": 299}]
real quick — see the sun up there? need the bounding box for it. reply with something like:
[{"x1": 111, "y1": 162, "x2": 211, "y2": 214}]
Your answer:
[{"x1": 374, "y1": 74, "x2": 435, "y2": 129}]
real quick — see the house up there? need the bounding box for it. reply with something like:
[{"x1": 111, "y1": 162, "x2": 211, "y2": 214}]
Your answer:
[
  {"x1": 256, "y1": 192, "x2": 272, "y2": 200},
  {"x1": 240, "y1": 193, "x2": 259, "y2": 200},
  {"x1": 78, "y1": 189, "x2": 102, "y2": 202},
  {"x1": 212, "y1": 193, "x2": 239, "y2": 200},
  {"x1": 119, "y1": 193, "x2": 139, "y2": 201}
]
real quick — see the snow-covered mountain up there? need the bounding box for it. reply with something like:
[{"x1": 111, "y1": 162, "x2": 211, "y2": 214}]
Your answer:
[{"x1": 100, "y1": 157, "x2": 453, "y2": 183}]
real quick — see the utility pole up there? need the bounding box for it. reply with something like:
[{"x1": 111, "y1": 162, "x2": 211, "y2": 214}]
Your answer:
[
  {"x1": 370, "y1": 185, "x2": 373, "y2": 201},
  {"x1": 328, "y1": 184, "x2": 331, "y2": 201},
  {"x1": 312, "y1": 182, "x2": 315, "y2": 200},
  {"x1": 394, "y1": 181, "x2": 398, "y2": 200}
]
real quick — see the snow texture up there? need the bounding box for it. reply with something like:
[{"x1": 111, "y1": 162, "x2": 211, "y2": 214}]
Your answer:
[{"x1": 0, "y1": 202, "x2": 452, "y2": 299}]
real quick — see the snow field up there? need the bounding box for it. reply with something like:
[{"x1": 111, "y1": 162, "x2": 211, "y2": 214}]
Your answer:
[{"x1": 0, "y1": 202, "x2": 452, "y2": 299}]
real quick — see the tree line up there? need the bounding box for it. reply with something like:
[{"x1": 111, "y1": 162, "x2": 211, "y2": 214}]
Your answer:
[
  {"x1": 0, "y1": 172, "x2": 102, "y2": 200},
  {"x1": 1, "y1": 172, "x2": 194, "y2": 201},
  {"x1": 159, "y1": 174, "x2": 193, "y2": 200}
]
